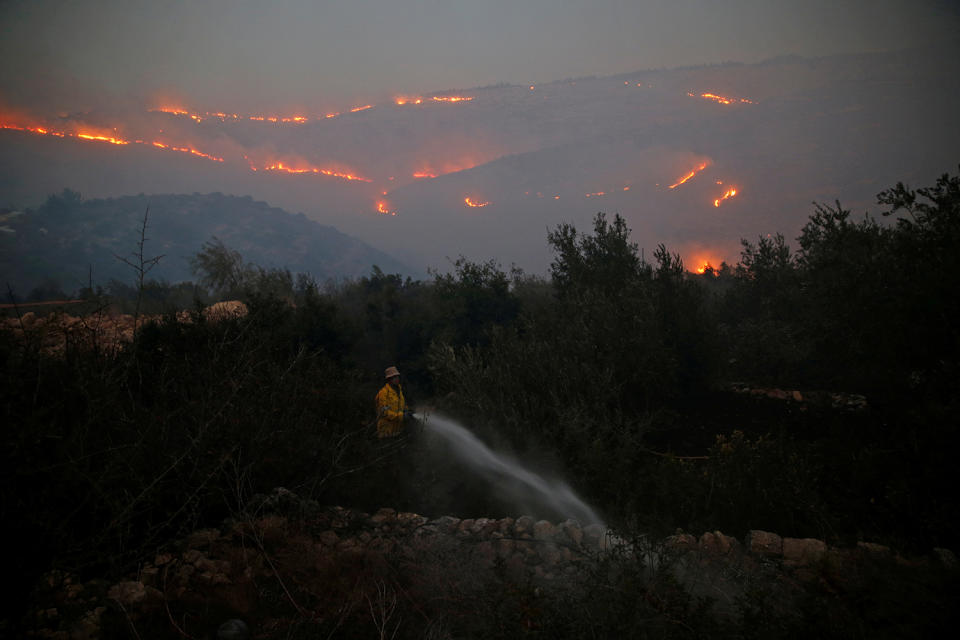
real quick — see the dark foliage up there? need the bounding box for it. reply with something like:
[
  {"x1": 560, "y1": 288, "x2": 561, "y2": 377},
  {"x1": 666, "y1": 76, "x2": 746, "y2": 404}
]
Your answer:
[{"x1": 3, "y1": 170, "x2": 959, "y2": 635}]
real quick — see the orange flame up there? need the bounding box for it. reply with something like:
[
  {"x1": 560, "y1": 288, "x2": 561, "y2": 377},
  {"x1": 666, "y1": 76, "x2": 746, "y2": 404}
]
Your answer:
[
  {"x1": 376, "y1": 201, "x2": 397, "y2": 216},
  {"x1": 689, "y1": 92, "x2": 754, "y2": 105},
  {"x1": 713, "y1": 188, "x2": 738, "y2": 207},
  {"x1": 350, "y1": 105, "x2": 373, "y2": 113},
  {"x1": 668, "y1": 162, "x2": 710, "y2": 189},
  {"x1": 695, "y1": 261, "x2": 720, "y2": 276},
  {"x1": 585, "y1": 191, "x2": 605, "y2": 198},
  {"x1": 413, "y1": 171, "x2": 438, "y2": 179},
  {"x1": 262, "y1": 161, "x2": 372, "y2": 182},
  {"x1": 394, "y1": 96, "x2": 423, "y2": 105},
  {"x1": 431, "y1": 96, "x2": 473, "y2": 103},
  {"x1": 3, "y1": 118, "x2": 226, "y2": 161},
  {"x1": 464, "y1": 197, "x2": 489, "y2": 208}
]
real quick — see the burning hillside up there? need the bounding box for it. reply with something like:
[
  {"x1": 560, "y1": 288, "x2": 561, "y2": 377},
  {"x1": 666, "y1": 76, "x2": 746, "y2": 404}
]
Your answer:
[{"x1": 1, "y1": 48, "x2": 957, "y2": 274}]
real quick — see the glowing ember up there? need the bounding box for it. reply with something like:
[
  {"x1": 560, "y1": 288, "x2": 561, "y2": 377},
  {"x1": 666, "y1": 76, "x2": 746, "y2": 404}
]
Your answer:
[
  {"x1": 350, "y1": 105, "x2": 373, "y2": 113},
  {"x1": 376, "y1": 201, "x2": 397, "y2": 216},
  {"x1": 464, "y1": 197, "x2": 489, "y2": 208},
  {"x1": 77, "y1": 132, "x2": 129, "y2": 145},
  {"x1": 713, "y1": 188, "x2": 738, "y2": 207},
  {"x1": 585, "y1": 191, "x2": 605, "y2": 198},
  {"x1": 432, "y1": 96, "x2": 473, "y2": 103},
  {"x1": 325, "y1": 112, "x2": 340, "y2": 119},
  {"x1": 413, "y1": 171, "x2": 438, "y2": 179},
  {"x1": 152, "y1": 107, "x2": 189, "y2": 116},
  {"x1": 689, "y1": 92, "x2": 754, "y2": 105},
  {"x1": 394, "y1": 96, "x2": 423, "y2": 105},
  {"x1": 668, "y1": 161, "x2": 710, "y2": 189},
  {"x1": 262, "y1": 161, "x2": 372, "y2": 182}
]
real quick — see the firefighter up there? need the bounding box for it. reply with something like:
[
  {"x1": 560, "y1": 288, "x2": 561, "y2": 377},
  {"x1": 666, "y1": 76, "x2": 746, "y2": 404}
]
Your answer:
[{"x1": 375, "y1": 366, "x2": 414, "y2": 438}]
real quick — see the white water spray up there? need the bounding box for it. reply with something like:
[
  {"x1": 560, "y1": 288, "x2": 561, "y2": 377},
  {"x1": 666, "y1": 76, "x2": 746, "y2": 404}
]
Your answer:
[{"x1": 416, "y1": 413, "x2": 603, "y2": 525}]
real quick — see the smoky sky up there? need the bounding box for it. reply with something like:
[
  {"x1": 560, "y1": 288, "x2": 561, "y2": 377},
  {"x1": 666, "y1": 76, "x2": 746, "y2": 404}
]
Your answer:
[{"x1": 2, "y1": 0, "x2": 958, "y2": 113}]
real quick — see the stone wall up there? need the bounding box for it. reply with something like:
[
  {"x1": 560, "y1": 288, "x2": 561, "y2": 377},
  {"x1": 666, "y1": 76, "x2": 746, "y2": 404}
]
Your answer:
[{"x1": 25, "y1": 491, "x2": 959, "y2": 638}]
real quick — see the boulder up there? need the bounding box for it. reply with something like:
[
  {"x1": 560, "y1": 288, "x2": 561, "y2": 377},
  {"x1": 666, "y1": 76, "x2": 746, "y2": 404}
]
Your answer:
[
  {"x1": 782, "y1": 538, "x2": 827, "y2": 566},
  {"x1": 533, "y1": 520, "x2": 556, "y2": 540},
  {"x1": 747, "y1": 530, "x2": 783, "y2": 557}
]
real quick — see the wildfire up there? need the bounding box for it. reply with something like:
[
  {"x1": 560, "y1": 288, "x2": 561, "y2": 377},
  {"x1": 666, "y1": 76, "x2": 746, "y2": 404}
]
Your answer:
[
  {"x1": 413, "y1": 171, "x2": 438, "y2": 179},
  {"x1": 432, "y1": 96, "x2": 473, "y2": 103},
  {"x1": 394, "y1": 96, "x2": 423, "y2": 105},
  {"x1": 695, "y1": 261, "x2": 719, "y2": 276},
  {"x1": 668, "y1": 161, "x2": 710, "y2": 189},
  {"x1": 688, "y1": 92, "x2": 754, "y2": 105},
  {"x1": 464, "y1": 197, "x2": 489, "y2": 208},
  {"x1": 77, "y1": 132, "x2": 129, "y2": 145},
  {"x1": 325, "y1": 112, "x2": 340, "y2": 119},
  {"x1": 150, "y1": 142, "x2": 224, "y2": 162},
  {"x1": 261, "y1": 161, "x2": 372, "y2": 182},
  {"x1": 585, "y1": 191, "x2": 605, "y2": 198},
  {"x1": 350, "y1": 105, "x2": 373, "y2": 113},
  {"x1": 2, "y1": 118, "x2": 229, "y2": 161},
  {"x1": 713, "y1": 188, "x2": 738, "y2": 207},
  {"x1": 376, "y1": 201, "x2": 397, "y2": 216}
]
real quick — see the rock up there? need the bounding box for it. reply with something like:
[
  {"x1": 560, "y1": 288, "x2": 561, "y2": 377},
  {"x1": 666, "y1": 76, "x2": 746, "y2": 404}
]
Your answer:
[
  {"x1": 514, "y1": 516, "x2": 535, "y2": 536},
  {"x1": 495, "y1": 538, "x2": 516, "y2": 558},
  {"x1": 747, "y1": 530, "x2": 783, "y2": 557},
  {"x1": 475, "y1": 541, "x2": 496, "y2": 566},
  {"x1": 371, "y1": 507, "x2": 396, "y2": 524},
  {"x1": 183, "y1": 549, "x2": 204, "y2": 565},
  {"x1": 21, "y1": 311, "x2": 36, "y2": 327},
  {"x1": 538, "y1": 543, "x2": 563, "y2": 565},
  {"x1": 497, "y1": 517, "x2": 515, "y2": 536},
  {"x1": 933, "y1": 547, "x2": 958, "y2": 570},
  {"x1": 71, "y1": 606, "x2": 107, "y2": 640},
  {"x1": 558, "y1": 519, "x2": 583, "y2": 546},
  {"x1": 473, "y1": 517, "x2": 498, "y2": 536},
  {"x1": 457, "y1": 519, "x2": 476, "y2": 537},
  {"x1": 533, "y1": 520, "x2": 555, "y2": 540},
  {"x1": 397, "y1": 511, "x2": 427, "y2": 525},
  {"x1": 318, "y1": 530, "x2": 339, "y2": 547},
  {"x1": 583, "y1": 524, "x2": 606, "y2": 548},
  {"x1": 429, "y1": 516, "x2": 460, "y2": 534},
  {"x1": 782, "y1": 538, "x2": 827, "y2": 566},
  {"x1": 154, "y1": 553, "x2": 174, "y2": 566},
  {"x1": 107, "y1": 581, "x2": 147, "y2": 606},
  {"x1": 205, "y1": 300, "x2": 249, "y2": 322},
  {"x1": 700, "y1": 531, "x2": 737, "y2": 555},
  {"x1": 665, "y1": 533, "x2": 698, "y2": 551}
]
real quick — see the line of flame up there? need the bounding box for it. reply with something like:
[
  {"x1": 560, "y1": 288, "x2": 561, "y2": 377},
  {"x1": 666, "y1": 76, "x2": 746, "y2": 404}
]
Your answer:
[{"x1": 668, "y1": 162, "x2": 710, "y2": 189}]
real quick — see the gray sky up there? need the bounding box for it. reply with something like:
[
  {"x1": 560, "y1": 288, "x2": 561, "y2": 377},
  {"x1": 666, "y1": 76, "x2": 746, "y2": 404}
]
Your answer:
[{"x1": 2, "y1": 0, "x2": 958, "y2": 113}]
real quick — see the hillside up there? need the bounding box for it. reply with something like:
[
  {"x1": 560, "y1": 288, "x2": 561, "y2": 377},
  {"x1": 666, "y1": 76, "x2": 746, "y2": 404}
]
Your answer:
[
  {"x1": 2, "y1": 47, "x2": 958, "y2": 273},
  {"x1": 0, "y1": 191, "x2": 417, "y2": 295}
]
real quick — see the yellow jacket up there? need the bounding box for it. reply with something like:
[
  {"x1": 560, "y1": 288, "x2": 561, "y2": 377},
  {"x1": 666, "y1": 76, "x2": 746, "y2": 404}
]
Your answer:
[{"x1": 375, "y1": 382, "x2": 406, "y2": 438}]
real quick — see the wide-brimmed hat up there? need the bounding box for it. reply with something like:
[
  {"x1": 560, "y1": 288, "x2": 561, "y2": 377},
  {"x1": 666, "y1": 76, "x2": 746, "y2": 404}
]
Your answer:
[{"x1": 384, "y1": 366, "x2": 401, "y2": 379}]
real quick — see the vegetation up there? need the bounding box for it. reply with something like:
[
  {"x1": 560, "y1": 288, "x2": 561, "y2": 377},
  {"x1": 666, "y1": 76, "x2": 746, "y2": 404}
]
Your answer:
[{"x1": 3, "y1": 169, "x2": 959, "y2": 636}]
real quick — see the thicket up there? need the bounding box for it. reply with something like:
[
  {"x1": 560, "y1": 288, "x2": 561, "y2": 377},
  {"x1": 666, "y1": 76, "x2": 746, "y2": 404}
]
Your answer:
[{"x1": 3, "y1": 170, "x2": 959, "y2": 635}]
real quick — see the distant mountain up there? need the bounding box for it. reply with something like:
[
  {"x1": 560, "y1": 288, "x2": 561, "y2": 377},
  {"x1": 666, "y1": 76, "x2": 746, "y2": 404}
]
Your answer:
[
  {"x1": 1, "y1": 46, "x2": 957, "y2": 273},
  {"x1": 0, "y1": 191, "x2": 417, "y2": 295}
]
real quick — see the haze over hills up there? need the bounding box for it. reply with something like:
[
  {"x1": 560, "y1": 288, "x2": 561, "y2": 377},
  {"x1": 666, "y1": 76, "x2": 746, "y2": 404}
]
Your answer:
[
  {"x1": 1, "y1": 46, "x2": 958, "y2": 275},
  {"x1": 0, "y1": 192, "x2": 415, "y2": 295}
]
